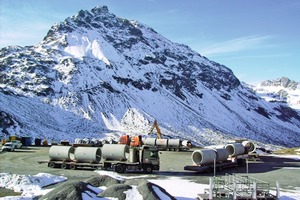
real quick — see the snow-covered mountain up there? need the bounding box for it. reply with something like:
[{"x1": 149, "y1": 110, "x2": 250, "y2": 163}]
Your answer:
[
  {"x1": 250, "y1": 77, "x2": 300, "y2": 111},
  {"x1": 1, "y1": 6, "x2": 300, "y2": 147}
]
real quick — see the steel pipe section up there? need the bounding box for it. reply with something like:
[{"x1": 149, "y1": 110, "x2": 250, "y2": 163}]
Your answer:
[
  {"x1": 49, "y1": 145, "x2": 75, "y2": 161},
  {"x1": 168, "y1": 139, "x2": 181, "y2": 147},
  {"x1": 192, "y1": 149, "x2": 217, "y2": 165},
  {"x1": 143, "y1": 138, "x2": 156, "y2": 146},
  {"x1": 155, "y1": 139, "x2": 168, "y2": 148},
  {"x1": 225, "y1": 143, "x2": 246, "y2": 156},
  {"x1": 242, "y1": 141, "x2": 256, "y2": 153},
  {"x1": 102, "y1": 144, "x2": 129, "y2": 161},
  {"x1": 74, "y1": 147, "x2": 101, "y2": 163}
]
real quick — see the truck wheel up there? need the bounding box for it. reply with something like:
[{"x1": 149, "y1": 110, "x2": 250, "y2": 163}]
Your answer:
[
  {"x1": 115, "y1": 164, "x2": 125, "y2": 173},
  {"x1": 49, "y1": 162, "x2": 56, "y2": 168},
  {"x1": 61, "y1": 163, "x2": 68, "y2": 169},
  {"x1": 70, "y1": 164, "x2": 77, "y2": 170},
  {"x1": 143, "y1": 165, "x2": 153, "y2": 173}
]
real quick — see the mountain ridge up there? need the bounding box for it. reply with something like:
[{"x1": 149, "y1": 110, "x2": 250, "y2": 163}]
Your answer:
[
  {"x1": 1, "y1": 6, "x2": 300, "y2": 147},
  {"x1": 250, "y1": 77, "x2": 300, "y2": 111}
]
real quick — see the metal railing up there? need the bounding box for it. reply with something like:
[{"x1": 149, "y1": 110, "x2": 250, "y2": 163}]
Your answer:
[{"x1": 211, "y1": 173, "x2": 273, "y2": 199}]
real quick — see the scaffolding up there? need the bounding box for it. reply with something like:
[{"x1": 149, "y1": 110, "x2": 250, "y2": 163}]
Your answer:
[{"x1": 198, "y1": 173, "x2": 278, "y2": 200}]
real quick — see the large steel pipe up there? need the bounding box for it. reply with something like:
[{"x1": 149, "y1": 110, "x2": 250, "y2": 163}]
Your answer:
[
  {"x1": 192, "y1": 149, "x2": 217, "y2": 165},
  {"x1": 74, "y1": 147, "x2": 101, "y2": 163},
  {"x1": 214, "y1": 148, "x2": 229, "y2": 162},
  {"x1": 102, "y1": 144, "x2": 129, "y2": 161},
  {"x1": 143, "y1": 138, "x2": 156, "y2": 146},
  {"x1": 225, "y1": 143, "x2": 245, "y2": 156},
  {"x1": 168, "y1": 139, "x2": 181, "y2": 147},
  {"x1": 242, "y1": 141, "x2": 256, "y2": 153},
  {"x1": 49, "y1": 145, "x2": 75, "y2": 161},
  {"x1": 155, "y1": 139, "x2": 168, "y2": 148}
]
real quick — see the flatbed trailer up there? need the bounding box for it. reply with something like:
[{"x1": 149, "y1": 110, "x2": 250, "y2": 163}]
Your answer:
[
  {"x1": 184, "y1": 154, "x2": 248, "y2": 173},
  {"x1": 38, "y1": 160, "x2": 103, "y2": 170},
  {"x1": 38, "y1": 159, "x2": 159, "y2": 173}
]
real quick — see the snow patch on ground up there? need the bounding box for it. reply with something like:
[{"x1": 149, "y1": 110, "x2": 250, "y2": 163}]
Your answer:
[
  {"x1": 149, "y1": 177, "x2": 207, "y2": 200},
  {"x1": 124, "y1": 186, "x2": 143, "y2": 200},
  {"x1": 0, "y1": 173, "x2": 67, "y2": 199},
  {"x1": 95, "y1": 170, "x2": 152, "y2": 181}
]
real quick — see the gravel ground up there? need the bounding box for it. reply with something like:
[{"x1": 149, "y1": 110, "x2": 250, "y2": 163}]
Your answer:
[{"x1": 0, "y1": 146, "x2": 299, "y2": 195}]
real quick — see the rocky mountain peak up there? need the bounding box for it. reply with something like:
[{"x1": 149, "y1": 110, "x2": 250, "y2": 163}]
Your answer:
[
  {"x1": 43, "y1": 6, "x2": 114, "y2": 44},
  {"x1": 37, "y1": 6, "x2": 241, "y2": 96},
  {"x1": 90, "y1": 5, "x2": 110, "y2": 16}
]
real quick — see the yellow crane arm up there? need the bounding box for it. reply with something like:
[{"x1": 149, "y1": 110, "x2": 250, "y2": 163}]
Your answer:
[{"x1": 149, "y1": 119, "x2": 162, "y2": 139}]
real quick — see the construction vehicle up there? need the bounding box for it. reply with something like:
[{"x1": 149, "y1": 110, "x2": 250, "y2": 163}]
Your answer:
[
  {"x1": 38, "y1": 144, "x2": 160, "y2": 173},
  {"x1": 184, "y1": 143, "x2": 250, "y2": 173},
  {"x1": 148, "y1": 119, "x2": 162, "y2": 139}
]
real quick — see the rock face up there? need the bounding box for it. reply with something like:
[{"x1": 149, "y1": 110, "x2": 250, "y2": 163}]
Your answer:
[
  {"x1": 0, "y1": 6, "x2": 300, "y2": 147},
  {"x1": 260, "y1": 77, "x2": 299, "y2": 89}
]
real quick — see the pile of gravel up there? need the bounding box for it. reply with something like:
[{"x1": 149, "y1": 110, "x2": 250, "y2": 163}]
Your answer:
[
  {"x1": 136, "y1": 180, "x2": 176, "y2": 200},
  {"x1": 85, "y1": 175, "x2": 121, "y2": 187},
  {"x1": 39, "y1": 180, "x2": 97, "y2": 200},
  {"x1": 39, "y1": 175, "x2": 175, "y2": 200},
  {"x1": 97, "y1": 183, "x2": 132, "y2": 199}
]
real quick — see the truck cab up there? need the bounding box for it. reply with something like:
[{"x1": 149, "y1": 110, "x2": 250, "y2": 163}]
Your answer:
[{"x1": 140, "y1": 145, "x2": 160, "y2": 172}]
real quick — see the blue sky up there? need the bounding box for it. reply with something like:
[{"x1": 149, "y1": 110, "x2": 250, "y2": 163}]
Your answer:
[{"x1": 0, "y1": 0, "x2": 299, "y2": 84}]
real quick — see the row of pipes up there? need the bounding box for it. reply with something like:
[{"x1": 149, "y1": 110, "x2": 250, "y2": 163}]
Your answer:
[
  {"x1": 50, "y1": 140, "x2": 255, "y2": 166},
  {"x1": 49, "y1": 144, "x2": 130, "y2": 164},
  {"x1": 192, "y1": 141, "x2": 256, "y2": 165}
]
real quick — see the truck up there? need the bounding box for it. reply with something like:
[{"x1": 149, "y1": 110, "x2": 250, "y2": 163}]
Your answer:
[
  {"x1": 38, "y1": 144, "x2": 160, "y2": 173},
  {"x1": 148, "y1": 119, "x2": 162, "y2": 139},
  {"x1": 184, "y1": 143, "x2": 250, "y2": 173}
]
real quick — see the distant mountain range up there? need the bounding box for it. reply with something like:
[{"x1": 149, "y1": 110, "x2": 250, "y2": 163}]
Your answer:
[
  {"x1": 250, "y1": 77, "x2": 300, "y2": 111},
  {"x1": 1, "y1": 6, "x2": 299, "y2": 147}
]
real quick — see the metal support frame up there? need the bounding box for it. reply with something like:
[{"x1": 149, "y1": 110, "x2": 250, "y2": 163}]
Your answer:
[{"x1": 207, "y1": 173, "x2": 276, "y2": 199}]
